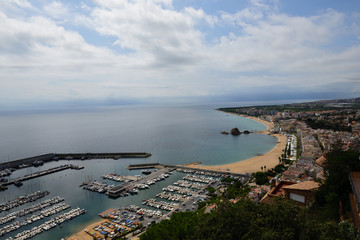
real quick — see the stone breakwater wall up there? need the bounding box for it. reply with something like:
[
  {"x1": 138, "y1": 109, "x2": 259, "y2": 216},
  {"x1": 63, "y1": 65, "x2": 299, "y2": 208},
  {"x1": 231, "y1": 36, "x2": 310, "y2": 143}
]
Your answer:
[{"x1": 0, "y1": 152, "x2": 152, "y2": 170}]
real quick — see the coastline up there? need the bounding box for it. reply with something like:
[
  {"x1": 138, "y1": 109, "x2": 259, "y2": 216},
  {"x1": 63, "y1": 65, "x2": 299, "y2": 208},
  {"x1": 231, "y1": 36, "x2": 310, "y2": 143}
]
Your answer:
[
  {"x1": 184, "y1": 111, "x2": 286, "y2": 174},
  {"x1": 66, "y1": 219, "x2": 108, "y2": 240},
  {"x1": 65, "y1": 111, "x2": 286, "y2": 239}
]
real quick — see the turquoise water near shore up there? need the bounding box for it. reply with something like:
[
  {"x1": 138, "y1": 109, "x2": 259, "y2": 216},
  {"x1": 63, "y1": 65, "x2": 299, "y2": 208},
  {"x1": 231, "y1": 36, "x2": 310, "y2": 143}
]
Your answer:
[{"x1": 0, "y1": 104, "x2": 277, "y2": 239}]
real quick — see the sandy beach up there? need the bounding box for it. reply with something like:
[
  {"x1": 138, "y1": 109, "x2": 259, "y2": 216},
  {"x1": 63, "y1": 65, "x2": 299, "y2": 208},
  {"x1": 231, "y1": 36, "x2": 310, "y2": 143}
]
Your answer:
[
  {"x1": 66, "y1": 219, "x2": 108, "y2": 240},
  {"x1": 185, "y1": 112, "x2": 287, "y2": 174}
]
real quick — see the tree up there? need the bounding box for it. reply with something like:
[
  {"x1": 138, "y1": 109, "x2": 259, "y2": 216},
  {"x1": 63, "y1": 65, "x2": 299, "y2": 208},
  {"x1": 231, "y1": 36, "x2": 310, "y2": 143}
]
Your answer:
[
  {"x1": 255, "y1": 172, "x2": 268, "y2": 185},
  {"x1": 314, "y1": 150, "x2": 360, "y2": 220},
  {"x1": 274, "y1": 164, "x2": 285, "y2": 173}
]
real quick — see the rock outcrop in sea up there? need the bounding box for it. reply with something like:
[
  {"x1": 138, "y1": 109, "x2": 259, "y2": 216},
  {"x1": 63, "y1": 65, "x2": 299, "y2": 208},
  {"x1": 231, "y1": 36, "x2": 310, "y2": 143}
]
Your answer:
[{"x1": 230, "y1": 128, "x2": 241, "y2": 135}]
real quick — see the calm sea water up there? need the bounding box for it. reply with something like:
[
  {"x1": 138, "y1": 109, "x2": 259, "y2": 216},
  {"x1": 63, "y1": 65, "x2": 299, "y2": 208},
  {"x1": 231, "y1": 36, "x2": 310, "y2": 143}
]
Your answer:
[{"x1": 0, "y1": 104, "x2": 278, "y2": 239}]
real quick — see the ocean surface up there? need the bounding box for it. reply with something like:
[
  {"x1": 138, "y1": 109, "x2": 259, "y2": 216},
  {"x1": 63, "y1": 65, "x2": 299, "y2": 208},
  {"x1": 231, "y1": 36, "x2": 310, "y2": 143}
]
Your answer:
[{"x1": 0, "y1": 103, "x2": 278, "y2": 239}]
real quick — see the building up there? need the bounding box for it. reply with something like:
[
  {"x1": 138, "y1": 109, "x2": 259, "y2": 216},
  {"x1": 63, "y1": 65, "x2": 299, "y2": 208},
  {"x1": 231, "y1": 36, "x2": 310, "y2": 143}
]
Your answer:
[
  {"x1": 260, "y1": 180, "x2": 319, "y2": 206},
  {"x1": 282, "y1": 181, "x2": 319, "y2": 205}
]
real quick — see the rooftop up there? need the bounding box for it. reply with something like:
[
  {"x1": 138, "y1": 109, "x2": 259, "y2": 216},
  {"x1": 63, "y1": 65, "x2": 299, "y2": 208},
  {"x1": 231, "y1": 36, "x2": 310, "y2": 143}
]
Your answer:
[{"x1": 283, "y1": 181, "x2": 319, "y2": 191}]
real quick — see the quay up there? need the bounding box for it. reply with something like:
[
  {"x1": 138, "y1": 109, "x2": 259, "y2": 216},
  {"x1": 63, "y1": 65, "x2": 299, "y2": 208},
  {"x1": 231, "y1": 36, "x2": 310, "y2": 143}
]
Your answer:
[
  {"x1": 107, "y1": 168, "x2": 170, "y2": 198},
  {"x1": 0, "y1": 152, "x2": 152, "y2": 170},
  {"x1": 2, "y1": 165, "x2": 78, "y2": 187},
  {"x1": 127, "y1": 163, "x2": 160, "y2": 170},
  {"x1": 127, "y1": 163, "x2": 251, "y2": 179},
  {"x1": 108, "y1": 164, "x2": 250, "y2": 198}
]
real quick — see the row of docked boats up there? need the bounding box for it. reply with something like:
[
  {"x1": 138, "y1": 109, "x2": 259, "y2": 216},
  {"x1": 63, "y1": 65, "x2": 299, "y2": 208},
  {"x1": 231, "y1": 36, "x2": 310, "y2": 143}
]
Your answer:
[
  {"x1": 142, "y1": 198, "x2": 179, "y2": 211},
  {"x1": 81, "y1": 181, "x2": 114, "y2": 194},
  {"x1": 173, "y1": 180, "x2": 206, "y2": 189},
  {"x1": 0, "y1": 203, "x2": 70, "y2": 237},
  {"x1": 183, "y1": 174, "x2": 218, "y2": 184},
  {"x1": 0, "y1": 168, "x2": 15, "y2": 178},
  {"x1": 156, "y1": 192, "x2": 188, "y2": 202},
  {"x1": 125, "y1": 205, "x2": 163, "y2": 218},
  {"x1": 127, "y1": 173, "x2": 171, "y2": 194},
  {"x1": 0, "y1": 196, "x2": 64, "y2": 225},
  {"x1": 144, "y1": 173, "x2": 170, "y2": 186},
  {"x1": 162, "y1": 185, "x2": 197, "y2": 196},
  {"x1": 6, "y1": 208, "x2": 86, "y2": 240},
  {"x1": 0, "y1": 191, "x2": 49, "y2": 213},
  {"x1": 102, "y1": 174, "x2": 142, "y2": 182}
]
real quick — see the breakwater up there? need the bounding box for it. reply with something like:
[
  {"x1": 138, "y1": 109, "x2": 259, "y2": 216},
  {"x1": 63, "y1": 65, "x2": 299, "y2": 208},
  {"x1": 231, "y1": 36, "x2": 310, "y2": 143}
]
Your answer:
[
  {"x1": 127, "y1": 163, "x2": 250, "y2": 179},
  {"x1": 0, "y1": 152, "x2": 152, "y2": 170},
  {"x1": 127, "y1": 163, "x2": 160, "y2": 170},
  {"x1": 2, "y1": 165, "x2": 76, "y2": 187}
]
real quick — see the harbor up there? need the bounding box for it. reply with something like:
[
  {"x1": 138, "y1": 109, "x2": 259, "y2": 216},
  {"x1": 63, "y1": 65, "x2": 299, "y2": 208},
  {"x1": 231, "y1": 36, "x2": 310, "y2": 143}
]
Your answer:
[
  {"x1": 0, "y1": 102, "x2": 279, "y2": 240},
  {"x1": 0, "y1": 156, "x2": 250, "y2": 240},
  {"x1": 0, "y1": 152, "x2": 152, "y2": 170},
  {"x1": 0, "y1": 188, "x2": 85, "y2": 240},
  {"x1": 0, "y1": 191, "x2": 50, "y2": 213},
  {"x1": 0, "y1": 196, "x2": 64, "y2": 225},
  {"x1": 6, "y1": 208, "x2": 86, "y2": 240},
  {"x1": 2, "y1": 165, "x2": 82, "y2": 188}
]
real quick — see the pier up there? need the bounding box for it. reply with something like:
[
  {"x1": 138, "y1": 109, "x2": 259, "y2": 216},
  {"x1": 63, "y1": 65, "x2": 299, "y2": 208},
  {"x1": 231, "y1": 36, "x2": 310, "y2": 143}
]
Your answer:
[
  {"x1": 106, "y1": 168, "x2": 169, "y2": 198},
  {"x1": 126, "y1": 163, "x2": 251, "y2": 179},
  {"x1": 2, "y1": 165, "x2": 80, "y2": 187},
  {"x1": 127, "y1": 163, "x2": 160, "y2": 170},
  {"x1": 0, "y1": 152, "x2": 152, "y2": 170}
]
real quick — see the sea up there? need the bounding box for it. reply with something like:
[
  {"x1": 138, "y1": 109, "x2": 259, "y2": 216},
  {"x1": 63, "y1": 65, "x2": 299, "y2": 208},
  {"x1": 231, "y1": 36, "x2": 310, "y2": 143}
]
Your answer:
[{"x1": 0, "y1": 102, "x2": 284, "y2": 239}]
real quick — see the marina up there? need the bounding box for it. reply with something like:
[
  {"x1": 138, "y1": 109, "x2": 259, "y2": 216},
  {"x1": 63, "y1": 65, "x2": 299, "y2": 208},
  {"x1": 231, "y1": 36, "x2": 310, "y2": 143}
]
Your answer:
[
  {"x1": 106, "y1": 168, "x2": 172, "y2": 198},
  {"x1": 156, "y1": 192, "x2": 188, "y2": 202},
  {"x1": 0, "y1": 196, "x2": 64, "y2": 225},
  {"x1": 0, "y1": 103, "x2": 276, "y2": 240},
  {"x1": 0, "y1": 162, "x2": 248, "y2": 239},
  {"x1": 0, "y1": 191, "x2": 50, "y2": 213},
  {"x1": 162, "y1": 185, "x2": 197, "y2": 195},
  {"x1": 102, "y1": 174, "x2": 142, "y2": 182},
  {"x1": 0, "y1": 203, "x2": 71, "y2": 237},
  {"x1": 81, "y1": 181, "x2": 114, "y2": 194},
  {"x1": 6, "y1": 208, "x2": 86, "y2": 240},
  {"x1": 142, "y1": 198, "x2": 179, "y2": 211}
]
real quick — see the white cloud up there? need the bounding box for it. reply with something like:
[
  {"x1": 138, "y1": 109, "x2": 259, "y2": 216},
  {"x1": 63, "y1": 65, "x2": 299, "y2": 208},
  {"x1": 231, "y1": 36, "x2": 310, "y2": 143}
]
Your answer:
[
  {"x1": 184, "y1": 7, "x2": 218, "y2": 27},
  {"x1": 89, "y1": 0, "x2": 205, "y2": 68},
  {"x1": 43, "y1": 1, "x2": 70, "y2": 20},
  {"x1": 0, "y1": 0, "x2": 359, "y2": 106}
]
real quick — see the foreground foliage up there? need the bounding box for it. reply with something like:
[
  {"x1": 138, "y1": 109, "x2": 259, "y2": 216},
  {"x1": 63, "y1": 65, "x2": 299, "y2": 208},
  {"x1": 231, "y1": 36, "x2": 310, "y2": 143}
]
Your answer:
[
  {"x1": 314, "y1": 150, "x2": 360, "y2": 220},
  {"x1": 140, "y1": 197, "x2": 356, "y2": 240}
]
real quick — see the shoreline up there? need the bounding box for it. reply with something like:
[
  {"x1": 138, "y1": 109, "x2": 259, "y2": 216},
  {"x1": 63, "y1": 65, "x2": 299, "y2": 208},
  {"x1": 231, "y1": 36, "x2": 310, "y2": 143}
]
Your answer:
[
  {"x1": 66, "y1": 219, "x2": 108, "y2": 240},
  {"x1": 65, "y1": 111, "x2": 286, "y2": 239},
  {"x1": 185, "y1": 111, "x2": 286, "y2": 174}
]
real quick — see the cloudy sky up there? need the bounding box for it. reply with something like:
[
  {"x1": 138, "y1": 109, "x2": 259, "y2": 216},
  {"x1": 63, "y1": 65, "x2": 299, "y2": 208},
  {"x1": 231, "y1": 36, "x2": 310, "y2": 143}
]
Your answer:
[{"x1": 1, "y1": 0, "x2": 360, "y2": 108}]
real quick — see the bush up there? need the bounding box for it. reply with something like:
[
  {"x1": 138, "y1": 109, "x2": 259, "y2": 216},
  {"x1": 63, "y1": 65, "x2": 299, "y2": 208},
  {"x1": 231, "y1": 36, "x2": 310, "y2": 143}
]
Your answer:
[{"x1": 255, "y1": 172, "x2": 268, "y2": 185}]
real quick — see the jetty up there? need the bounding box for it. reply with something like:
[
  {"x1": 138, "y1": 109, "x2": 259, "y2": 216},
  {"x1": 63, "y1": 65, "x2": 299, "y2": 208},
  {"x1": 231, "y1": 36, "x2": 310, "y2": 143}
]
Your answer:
[
  {"x1": 106, "y1": 168, "x2": 170, "y2": 198},
  {"x1": 0, "y1": 152, "x2": 152, "y2": 170},
  {"x1": 127, "y1": 163, "x2": 160, "y2": 170},
  {"x1": 2, "y1": 165, "x2": 79, "y2": 187},
  {"x1": 126, "y1": 163, "x2": 251, "y2": 179}
]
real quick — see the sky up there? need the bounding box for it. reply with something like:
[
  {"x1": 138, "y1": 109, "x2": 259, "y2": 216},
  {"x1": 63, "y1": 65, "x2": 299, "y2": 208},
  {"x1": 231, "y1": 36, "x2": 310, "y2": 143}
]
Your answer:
[{"x1": 1, "y1": 0, "x2": 360, "y2": 109}]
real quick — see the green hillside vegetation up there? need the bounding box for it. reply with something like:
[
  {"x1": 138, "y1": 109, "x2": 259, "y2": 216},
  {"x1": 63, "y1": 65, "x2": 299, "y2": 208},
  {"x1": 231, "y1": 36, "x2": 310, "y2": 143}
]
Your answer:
[
  {"x1": 314, "y1": 150, "x2": 360, "y2": 220},
  {"x1": 140, "y1": 197, "x2": 356, "y2": 240}
]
